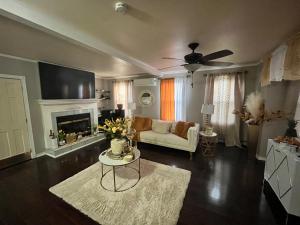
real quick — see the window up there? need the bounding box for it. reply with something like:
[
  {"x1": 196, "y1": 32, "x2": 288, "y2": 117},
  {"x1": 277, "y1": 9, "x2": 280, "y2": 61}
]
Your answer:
[
  {"x1": 204, "y1": 72, "x2": 245, "y2": 147},
  {"x1": 113, "y1": 80, "x2": 133, "y2": 116},
  {"x1": 160, "y1": 77, "x2": 187, "y2": 121},
  {"x1": 211, "y1": 75, "x2": 235, "y2": 127},
  {"x1": 174, "y1": 77, "x2": 187, "y2": 121},
  {"x1": 160, "y1": 78, "x2": 175, "y2": 120}
]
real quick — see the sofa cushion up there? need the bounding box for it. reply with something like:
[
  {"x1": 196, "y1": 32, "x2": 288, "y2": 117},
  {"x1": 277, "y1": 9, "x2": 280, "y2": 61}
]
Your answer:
[
  {"x1": 139, "y1": 130, "x2": 159, "y2": 142},
  {"x1": 162, "y1": 133, "x2": 189, "y2": 148},
  {"x1": 170, "y1": 121, "x2": 177, "y2": 133},
  {"x1": 174, "y1": 121, "x2": 195, "y2": 139},
  {"x1": 152, "y1": 119, "x2": 172, "y2": 134},
  {"x1": 133, "y1": 116, "x2": 152, "y2": 132},
  {"x1": 140, "y1": 131, "x2": 189, "y2": 149}
]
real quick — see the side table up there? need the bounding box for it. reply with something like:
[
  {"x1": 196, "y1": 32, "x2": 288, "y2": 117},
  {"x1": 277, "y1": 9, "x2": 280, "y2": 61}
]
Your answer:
[{"x1": 200, "y1": 131, "x2": 218, "y2": 157}]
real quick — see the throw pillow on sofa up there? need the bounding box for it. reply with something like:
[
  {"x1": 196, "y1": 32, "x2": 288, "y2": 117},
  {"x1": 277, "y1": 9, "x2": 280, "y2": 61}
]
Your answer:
[
  {"x1": 152, "y1": 119, "x2": 172, "y2": 134},
  {"x1": 133, "y1": 116, "x2": 152, "y2": 131},
  {"x1": 174, "y1": 121, "x2": 195, "y2": 139}
]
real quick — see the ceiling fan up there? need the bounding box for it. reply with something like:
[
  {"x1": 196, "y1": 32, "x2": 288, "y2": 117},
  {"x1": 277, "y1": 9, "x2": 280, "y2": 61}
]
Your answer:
[
  {"x1": 160, "y1": 42, "x2": 234, "y2": 72},
  {"x1": 160, "y1": 42, "x2": 234, "y2": 87}
]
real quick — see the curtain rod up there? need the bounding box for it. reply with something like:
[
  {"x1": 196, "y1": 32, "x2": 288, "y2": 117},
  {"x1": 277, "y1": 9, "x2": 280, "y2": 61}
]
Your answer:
[{"x1": 203, "y1": 70, "x2": 248, "y2": 76}]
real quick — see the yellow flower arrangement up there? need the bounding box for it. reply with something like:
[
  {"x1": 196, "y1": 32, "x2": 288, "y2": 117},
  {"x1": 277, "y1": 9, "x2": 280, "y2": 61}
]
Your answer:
[{"x1": 98, "y1": 118, "x2": 131, "y2": 139}]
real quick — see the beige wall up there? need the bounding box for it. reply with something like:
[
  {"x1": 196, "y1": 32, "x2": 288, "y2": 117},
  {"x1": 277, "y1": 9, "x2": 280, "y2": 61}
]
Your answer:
[
  {"x1": 187, "y1": 65, "x2": 260, "y2": 141},
  {"x1": 186, "y1": 65, "x2": 299, "y2": 158},
  {"x1": 109, "y1": 64, "x2": 298, "y2": 160},
  {"x1": 131, "y1": 65, "x2": 260, "y2": 134},
  {"x1": 0, "y1": 55, "x2": 44, "y2": 154},
  {"x1": 0, "y1": 56, "x2": 120, "y2": 155},
  {"x1": 95, "y1": 78, "x2": 114, "y2": 110},
  {"x1": 132, "y1": 81, "x2": 161, "y2": 119},
  {"x1": 257, "y1": 80, "x2": 300, "y2": 158}
]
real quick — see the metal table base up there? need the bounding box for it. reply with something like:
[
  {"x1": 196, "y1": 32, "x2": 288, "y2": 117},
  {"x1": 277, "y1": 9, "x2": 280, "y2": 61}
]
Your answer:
[{"x1": 100, "y1": 157, "x2": 141, "y2": 192}]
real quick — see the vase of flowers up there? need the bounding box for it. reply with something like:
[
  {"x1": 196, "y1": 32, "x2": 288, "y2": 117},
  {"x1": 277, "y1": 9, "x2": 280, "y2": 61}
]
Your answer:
[
  {"x1": 247, "y1": 124, "x2": 260, "y2": 158},
  {"x1": 110, "y1": 138, "x2": 126, "y2": 155},
  {"x1": 98, "y1": 118, "x2": 130, "y2": 155},
  {"x1": 57, "y1": 130, "x2": 66, "y2": 146},
  {"x1": 233, "y1": 92, "x2": 287, "y2": 158}
]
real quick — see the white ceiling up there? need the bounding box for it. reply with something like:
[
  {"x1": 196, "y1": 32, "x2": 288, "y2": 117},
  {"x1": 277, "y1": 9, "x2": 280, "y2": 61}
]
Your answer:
[
  {"x1": 0, "y1": 0, "x2": 300, "y2": 77},
  {"x1": 0, "y1": 15, "x2": 146, "y2": 78}
]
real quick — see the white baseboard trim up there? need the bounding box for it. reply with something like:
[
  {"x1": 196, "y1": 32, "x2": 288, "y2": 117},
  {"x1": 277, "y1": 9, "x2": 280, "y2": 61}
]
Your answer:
[
  {"x1": 44, "y1": 152, "x2": 56, "y2": 158},
  {"x1": 256, "y1": 154, "x2": 266, "y2": 161},
  {"x1": 33, "y1": 152, "x2": 46, "y2": 158}
]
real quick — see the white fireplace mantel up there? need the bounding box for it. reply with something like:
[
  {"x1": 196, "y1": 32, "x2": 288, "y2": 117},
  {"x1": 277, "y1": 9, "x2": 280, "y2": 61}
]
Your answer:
[
  {"x1": 37, "y1": 99, "x2": 98, "y2": 106},
  {"x1": 38, "y1": 99, "x2": 98, "y2": 150}
]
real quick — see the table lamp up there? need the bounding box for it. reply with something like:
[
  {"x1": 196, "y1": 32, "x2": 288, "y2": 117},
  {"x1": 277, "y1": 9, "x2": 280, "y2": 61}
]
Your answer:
[{"x1": 201, "y1": 104, "x2": 214, "y2": 135}]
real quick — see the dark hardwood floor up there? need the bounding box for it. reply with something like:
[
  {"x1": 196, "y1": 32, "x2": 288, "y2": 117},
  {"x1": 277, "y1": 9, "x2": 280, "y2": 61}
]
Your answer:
[{"x1": 0, "y1": 141, "x2": 277, "y2": 225}]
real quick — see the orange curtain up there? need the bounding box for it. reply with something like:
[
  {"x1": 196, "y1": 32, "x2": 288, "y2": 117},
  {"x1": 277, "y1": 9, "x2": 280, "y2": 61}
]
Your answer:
[{"x1": 160, "y1": 79, "x2": 175, "y2": 120}]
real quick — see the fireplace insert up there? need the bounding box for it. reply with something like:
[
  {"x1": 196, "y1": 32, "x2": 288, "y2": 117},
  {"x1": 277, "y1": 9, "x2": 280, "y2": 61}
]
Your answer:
[{"x1": 56, "y1": 113, "x2": 92, "y2": 136}]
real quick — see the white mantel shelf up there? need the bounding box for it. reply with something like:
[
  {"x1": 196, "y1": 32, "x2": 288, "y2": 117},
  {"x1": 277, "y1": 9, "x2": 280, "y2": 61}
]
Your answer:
[
  {"x1": 38, "y1": 99, "x2": 98, "y2": 150},
  {"x1": 37, "y1": 99, "x2": 98, "y2": 105}
]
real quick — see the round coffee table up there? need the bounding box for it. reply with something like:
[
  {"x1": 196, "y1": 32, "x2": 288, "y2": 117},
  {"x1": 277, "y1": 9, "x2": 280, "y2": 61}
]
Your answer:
[{"x1": 98, "y1": 148, "x2": 141, "y2": 192}]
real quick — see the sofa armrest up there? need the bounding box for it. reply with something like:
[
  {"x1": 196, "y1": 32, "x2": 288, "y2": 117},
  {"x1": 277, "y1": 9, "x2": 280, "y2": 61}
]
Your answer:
[{"x1": 187, "y1": 124, "x2": 200, "y2": 150}]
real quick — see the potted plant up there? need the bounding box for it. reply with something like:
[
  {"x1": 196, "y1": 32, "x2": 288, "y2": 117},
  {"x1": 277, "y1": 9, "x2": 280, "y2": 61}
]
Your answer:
[
  {"x1": 98, "y1": 118, "x2": 130, "y2": 155},
  {"x1": 57, "y1": 130, "x2": 66, "y2": 146},
  {"x1": 285, "y1": 119, "x2": 298, "y2": 137}
]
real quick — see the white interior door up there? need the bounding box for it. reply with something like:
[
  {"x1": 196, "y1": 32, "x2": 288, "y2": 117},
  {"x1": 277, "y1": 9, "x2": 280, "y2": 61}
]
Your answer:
[{"x1": 0, "y1": 78, "x2": 30, "y2": 160}]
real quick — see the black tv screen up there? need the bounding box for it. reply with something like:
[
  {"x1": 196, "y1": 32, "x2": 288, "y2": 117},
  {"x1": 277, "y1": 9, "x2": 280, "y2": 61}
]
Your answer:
[{"x1": 39, "y1": 62, "x2": 95, "y2": 99}]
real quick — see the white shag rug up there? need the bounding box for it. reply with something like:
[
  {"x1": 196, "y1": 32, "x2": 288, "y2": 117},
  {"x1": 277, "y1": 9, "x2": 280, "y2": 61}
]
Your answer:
[{"x1": 49, "y1": 158, "x2": 191, "y2": 225}]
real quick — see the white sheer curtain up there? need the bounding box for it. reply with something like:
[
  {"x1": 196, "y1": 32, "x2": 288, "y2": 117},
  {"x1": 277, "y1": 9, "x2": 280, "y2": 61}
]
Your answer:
[
  {"x1": 295, "y1": 93, "x2": 300, "y2": 136},
  {"x1": 205, "y1": 72, "x2": 245, "y2": 147},
  {"x1": 113, "y1": 80, "x2": 133, "y2": 116},
  {"x1": 204, "y1": 75, "x2": 214, "y2": 104},
  {"x1": 175, "y1": 77, "x2": 187, "y2": 121},
  {"x1": 127, "y1": 81, "x2": 133, "y2": 117}
]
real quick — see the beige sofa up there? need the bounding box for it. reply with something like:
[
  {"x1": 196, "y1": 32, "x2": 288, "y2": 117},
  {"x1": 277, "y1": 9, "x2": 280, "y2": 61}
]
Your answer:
[{"x1": 138, "y1": 119, "x2": 200, "y2": 159}]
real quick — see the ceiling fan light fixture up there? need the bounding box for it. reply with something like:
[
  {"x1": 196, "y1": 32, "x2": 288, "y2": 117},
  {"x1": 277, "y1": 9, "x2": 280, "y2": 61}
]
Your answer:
[
  {"x1": 184, "y1": 63, "x2": 201, "y2": 73},
  {"x1": 115, "y1": 2, "x2": 128, "y2": 14}
]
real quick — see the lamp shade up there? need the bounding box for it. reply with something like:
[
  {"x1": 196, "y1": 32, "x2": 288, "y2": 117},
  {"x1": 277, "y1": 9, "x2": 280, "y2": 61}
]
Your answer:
[
  {"x1": 201, "y1": 104, "x2": 214, "y2": 115},
  {"x1": 184, "y1": 63, "x2": 201, "y2": 72},
  {"x1": 128, "y1": 102, "x2": 136, "y2": 110}
]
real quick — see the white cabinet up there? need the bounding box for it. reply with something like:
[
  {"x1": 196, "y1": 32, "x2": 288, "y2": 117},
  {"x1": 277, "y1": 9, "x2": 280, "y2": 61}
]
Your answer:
[{"x1": 264, "y1": 139, "x2": 300, "y2": 217}]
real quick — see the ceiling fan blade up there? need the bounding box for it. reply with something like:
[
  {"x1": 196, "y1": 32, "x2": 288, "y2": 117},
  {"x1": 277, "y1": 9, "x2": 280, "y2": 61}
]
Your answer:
[
  {"x1": 203, "y1": 61, "x2": 234, "y2": 67},
  {"x1": 162, "y1": 57, "x2": 184, "y2": 61},
  {"x1": 202, "y1": 50, "x2": 233, "y2": 61},
  {"x1": 158, "y1": 65, "x2": 182, "y2": 70}
]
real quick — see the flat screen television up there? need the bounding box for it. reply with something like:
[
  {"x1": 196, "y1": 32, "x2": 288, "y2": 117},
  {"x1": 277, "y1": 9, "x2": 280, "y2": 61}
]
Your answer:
[{"x1": 39, "y1": 62, "x2": 95, "y2": 99}]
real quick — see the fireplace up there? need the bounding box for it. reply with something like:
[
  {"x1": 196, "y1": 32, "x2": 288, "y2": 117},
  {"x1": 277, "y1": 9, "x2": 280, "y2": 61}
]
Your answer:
[
  {"x1": 56, "y1": 113, "x2": 92, "y2": 136},
  {"x1": 38, "y1": 99, "x2": 99, "y2": 152}
]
